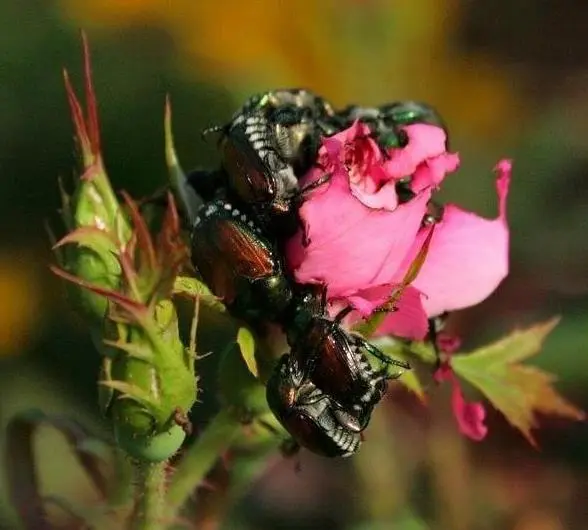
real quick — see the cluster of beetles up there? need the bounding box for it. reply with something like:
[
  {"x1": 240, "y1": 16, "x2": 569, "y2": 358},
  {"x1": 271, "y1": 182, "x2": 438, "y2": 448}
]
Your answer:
[{"x1": 176, "y1": 89, "x2": 447, "y2": 457}]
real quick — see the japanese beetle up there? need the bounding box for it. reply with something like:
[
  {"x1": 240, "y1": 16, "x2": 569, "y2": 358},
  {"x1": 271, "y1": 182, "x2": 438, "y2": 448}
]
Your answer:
[
  {"x1": 246, "y1": 89, "x2": 339, "y2": 175},
  {"x1": 190, "y1": 198, "x2": 293, "y2": 323},
  {"x1": 266, "y1": 287, "x2": 408, "y2": 449},
  {"x1": 296, "y1": 324, "x2": 393, "y2": 424},
  {"x1": 184, "y1": 168, "x2": 225, "y2": 204},
  {"x1": 266, "y1": 354, "x2": 362, "y2": 458},
  {"x1": 284, "y1": 299, "x2": 407, "y2": 429},
  {"x1": 202, "y1": 89, "x2": 338, "y2": 235},
  {"x1": 337, "y1": 100, "x2": 447, "y2": 150}
]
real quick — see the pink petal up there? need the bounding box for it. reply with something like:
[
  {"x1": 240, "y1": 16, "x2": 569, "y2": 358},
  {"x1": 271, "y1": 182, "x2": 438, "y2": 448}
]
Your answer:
[
  {"x1": 371, "y1": 285, "x2": 429, "y2": 339},
  {"x1": 400, "y1": 160, "x2": 511, "y2": 316},
  {"x1": 339, "y1": 284, "x2": 393, "y2": 316},
  {"x1": 329, "y1": 284, "x2": 428, "y2": 340},
  {"x1": 434, "y1": 363, "x2": 453, "y2": 382},
  {"x1": 437, "y1": 333, "x2": 462, "y2": 354},
  {"x1": 320, "y1": 129, "x2": 347, "y2": 163},
  {"x1": 285, "y1": 170, "x2": 431, "y2": 298},
  {"x1": 411, "y1": 152, "x2": 461, "y2": 192},
  {"x1": 452, "y1": 390, "x2": 488, "y2": 441},
  {"x1": 365, "y1": 190, "x2": 432, "y2": 290},
  {"x1": 320, "y1": 120, "x2": 374, "y2": 165},
  {"x1": 435, "y1": 365, "x2": 488, "y2": 441},
  {"x1": 301, "y1": 122, "x2": 383, "y2": 194},
  {"x1": 351, "y1": 177, "x2": 399, "y2": 210},
  {"x1": 384, "y1": 124, "x2": 450, "y2": 178}
]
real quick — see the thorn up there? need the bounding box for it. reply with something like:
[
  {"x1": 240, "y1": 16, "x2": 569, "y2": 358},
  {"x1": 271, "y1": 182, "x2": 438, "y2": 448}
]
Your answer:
[
  {"x1": 173, "y1": 407, "x2": 193, "y2": 436},
  {"x1": 81, "y1": 31, "x2": 101, "y2": 157},
  {"x1": 193, "y1": 351, "x2": 213, "y2": 361}
]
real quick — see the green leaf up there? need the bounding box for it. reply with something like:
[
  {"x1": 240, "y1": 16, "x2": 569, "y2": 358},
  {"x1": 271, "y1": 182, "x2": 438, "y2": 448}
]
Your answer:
[
  {"x1": 451, "y1": 318, "x2": 585, "y2": 445},
  {"x1": 217, "y1": 342, "x2": 270, "y2": 416},
  {"x1": 165, "y1": 97, "x2": 201, "y2": 225},
  {"x1": 407, "y1": 339, "x2": 438, "y2": 365},
  {"x1": 397, "y1": 363, "x2": 425, "y2": 401},
  {"x1": 237, "y1": 327, "x2": 258, "y2": 378}
]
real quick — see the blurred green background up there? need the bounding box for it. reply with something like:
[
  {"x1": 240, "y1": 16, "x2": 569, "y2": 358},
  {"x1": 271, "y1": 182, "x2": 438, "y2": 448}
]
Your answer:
[{"x1": 1, "y1": 1, "x2": 588, "y2": 528}]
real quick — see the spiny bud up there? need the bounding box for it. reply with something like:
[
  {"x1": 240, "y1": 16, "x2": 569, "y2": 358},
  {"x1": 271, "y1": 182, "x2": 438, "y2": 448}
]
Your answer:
[
  {"x1": 52, "y1": 38, "x2": 197, "y2": 462},
  {"x1": 52, "y1": 34, "x2": 130, "y2": 329},
  {"x1": 60, "y1": 192, "x2": 196, "y2": 462}
]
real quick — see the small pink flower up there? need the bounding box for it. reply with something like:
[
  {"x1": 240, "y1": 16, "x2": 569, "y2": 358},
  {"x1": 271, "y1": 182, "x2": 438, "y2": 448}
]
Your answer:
[
  {"x1": 286, "y1": 169, "x2": 431, "y2": 298},
  {"x1": 435, "y1": 363, "x2": 488, "y2": 441},
  {"x1": 286, "y1": 123, "x2": 454, "y2": 301},
  {"x1": 285, "y1": 122, "x2": 512, "y2": 341}
]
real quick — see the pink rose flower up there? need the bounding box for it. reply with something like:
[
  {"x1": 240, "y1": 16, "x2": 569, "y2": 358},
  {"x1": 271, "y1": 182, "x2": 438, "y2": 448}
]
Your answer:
[{"x1": 285, "y1": 122, "x2": 511, "y2": 340}]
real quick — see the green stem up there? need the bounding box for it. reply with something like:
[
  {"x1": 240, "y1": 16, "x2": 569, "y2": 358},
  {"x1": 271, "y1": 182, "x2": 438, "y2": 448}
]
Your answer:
[
  {"x1": 108, "y1": 448, "x2": 134, "y2": 508},
  {"x1": 165, "y1": 410, "x2": 241, "y2": 520},
  {"x1": 130, "y1": 461, "x2": 167, "y2": 530}
]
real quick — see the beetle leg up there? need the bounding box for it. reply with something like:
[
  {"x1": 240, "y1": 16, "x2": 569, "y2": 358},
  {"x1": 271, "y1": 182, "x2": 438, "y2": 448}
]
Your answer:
[
  {"x1": 299, "y1": 387, "x2": 330, "y2": 406},
  {"x1": 280, "y1": 438, "x2": 301, "y2": 459},
  {"x1": 333, "y1": 305, "x2": 353, "y2": 325},
  {"x1": 332, "y1": 407, "x2": 363, "y2": 433},
  {"x1": 298, "y1": 172, "x2": 332, "y2": 196},
  {"x1": 201, "y1": 124, "x2": 225, "y2": 140},
  {"x1": 427, "y1": 313, "x2": 451, "y2": 370}
]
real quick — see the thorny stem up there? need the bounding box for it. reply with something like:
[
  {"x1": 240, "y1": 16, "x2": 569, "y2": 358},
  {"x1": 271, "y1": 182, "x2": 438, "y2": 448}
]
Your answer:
[
  {"x1": 131, "y1": 462, "x2": 167, "y2": 530},
  {"x1": 165, "y1": 410, "x2": 241, "y2": 520}
]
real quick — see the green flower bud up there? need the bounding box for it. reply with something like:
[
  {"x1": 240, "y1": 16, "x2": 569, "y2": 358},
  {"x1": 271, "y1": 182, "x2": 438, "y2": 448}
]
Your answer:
[
  {"x1": 102, "y1": 299, "x2": 196, "y2": 462},
  {"x1": 51, "y1": 36, "x2": 130, "y2": 328},
  {"x1": 90, "y1": 194, "x2": 196, "y2": 462},
  {"x1": 53, "y1": 40, "x2": 197, "y2": 462}
]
